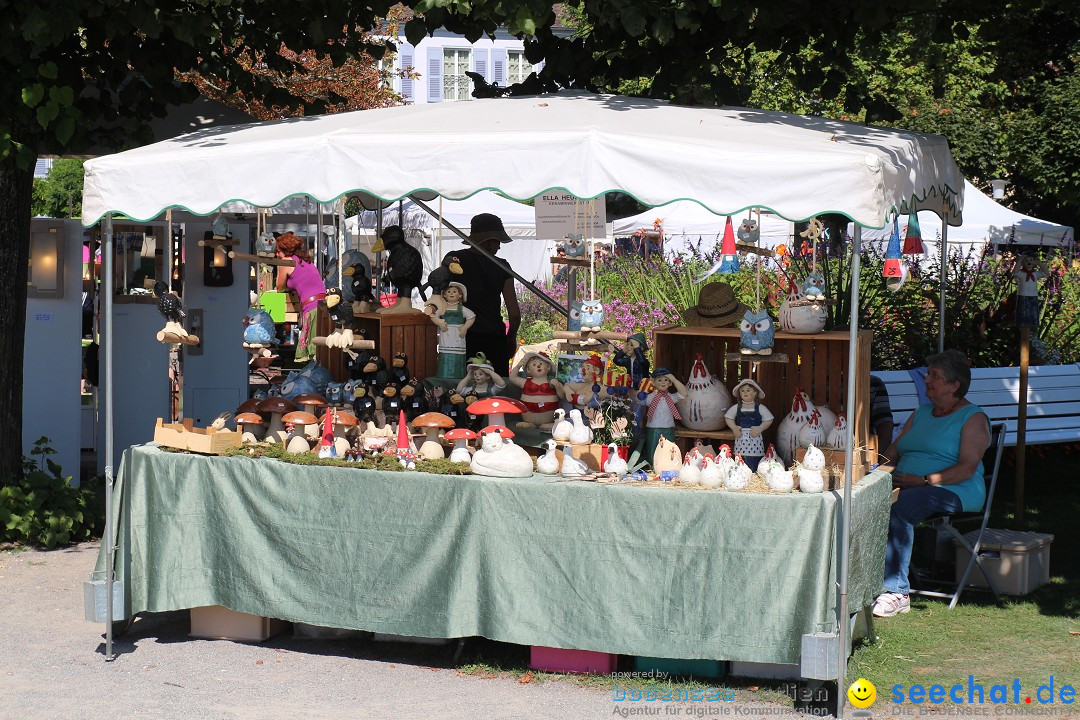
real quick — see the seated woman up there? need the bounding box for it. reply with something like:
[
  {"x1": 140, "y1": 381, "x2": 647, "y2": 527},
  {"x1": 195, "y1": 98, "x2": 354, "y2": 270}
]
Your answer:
[{"x1": 873, "y1": 349, "x2": 990, "y2": 618}]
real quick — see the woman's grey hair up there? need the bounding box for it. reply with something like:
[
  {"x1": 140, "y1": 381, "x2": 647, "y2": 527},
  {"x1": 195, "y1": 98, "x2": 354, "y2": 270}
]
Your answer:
[{"x1": 927, "y1": 349, "x2": 971, "y2": 398}]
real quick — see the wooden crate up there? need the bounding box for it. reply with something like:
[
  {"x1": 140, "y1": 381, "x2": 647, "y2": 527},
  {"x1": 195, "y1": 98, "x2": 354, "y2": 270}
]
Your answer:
[
  {"x1": 320, "y1": 309, "x2": 438, "y2": 382},
  {"x1": 795, "y1": 446, "x2": 867, "y2": 488},
  {"x1": 153, "y1": 418, "x2": 241, "y2": 455},
  {"x1": 652, "y1": 326, "x2": 872, "y2": 455}
]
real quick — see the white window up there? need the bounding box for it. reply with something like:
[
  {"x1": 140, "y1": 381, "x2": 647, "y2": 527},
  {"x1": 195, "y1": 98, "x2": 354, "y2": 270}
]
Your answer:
[
  {"x1": 442, "y1": 48, "x2": 472, "y2": 102},
  {"x1": 507, "y1": 50, "x2": 535, "y2": 84}
]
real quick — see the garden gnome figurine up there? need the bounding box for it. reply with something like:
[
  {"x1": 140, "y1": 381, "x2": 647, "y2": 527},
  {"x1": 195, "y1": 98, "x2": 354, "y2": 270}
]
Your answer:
[
  {"x1": 717, "y1": 216, "x2": 740, "y2": 274},
  {"x1": 902, "y1": 211, "x2": 925, "y2": 255},
  {"x1": 643, "y1": 367, "x2": 689, "y2": 460},
  {"x1": 724, "y1": 379, "x2": 774, "y2": 472},
  {"x1": 1013, "y1": 255, "x2": 1048, "y2": 328},
  {"x1": 883, "y1": 214, "x2": 904, "y2": 279},
  {"x1": 612, "y1": 332, "x2": 650, "y2": 388}
]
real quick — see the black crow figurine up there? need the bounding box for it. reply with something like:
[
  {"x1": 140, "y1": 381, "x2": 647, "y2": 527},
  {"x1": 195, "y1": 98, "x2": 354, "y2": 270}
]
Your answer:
[
  {"x1": 372, "y1": 225, "x2": 422, "y2": 314},
  {"x1": 324, "y1": 287, "x2": 355, "y2": 348},
  {"x1": 153, "y1": 281, "x2": 188, "y2": 337},
  {"x1": 418, "y1": 254, "x2": 464, "y2": 301}
]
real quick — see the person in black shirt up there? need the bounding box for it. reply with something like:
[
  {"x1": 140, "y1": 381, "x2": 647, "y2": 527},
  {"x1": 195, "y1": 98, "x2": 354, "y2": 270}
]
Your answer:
[{"x1": 442, "y1": 214, "x2": 520, "y2": 376}]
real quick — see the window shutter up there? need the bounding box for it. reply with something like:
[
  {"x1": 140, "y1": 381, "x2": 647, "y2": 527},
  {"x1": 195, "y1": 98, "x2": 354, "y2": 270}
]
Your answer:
[
  {"x1": 427, "y1": 53, "x2": 442, "y2": 103},
  {"x1": 491, "y1": 48, "x2": 507, "y2": 87},
  {"x1": 400, "y1": 44, "x2": 414, "y2": 101},
  {"x1": 473, "y1": 48, "x2": 489, "y2": 83}
]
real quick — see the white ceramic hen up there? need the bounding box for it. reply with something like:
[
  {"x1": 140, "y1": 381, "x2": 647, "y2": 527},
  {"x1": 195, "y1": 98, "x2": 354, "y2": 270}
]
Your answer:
[
  {"x1": 756, "y1": 443, "x2": 783, "y2": 478},
  {"x1": 679, "y1": 452, "x2": 702, "y2": 485},
  {"x1": 567, "y1": 409, "x2": 593, "y2": 445},
  {"x1": 826, "y1": 412, "x2": 849, "y2": 450},
  {"x1": 676, "y1": 354, "x2": 732, "y2": 431},
  {"x1": 551, "y1": 409, "x2": 572, "y2": 443},
  {"x1": 536, "y1": 439, "x2": 560, "y2": 475},
  {"x1": 766, "y1": 466, "x2": 795, "y2": 493},
  {"x1": 798, "y1": 409, "x2": 827, "y2": 449},
  {"x1": 815, "y1": 404, "x2": 837, "y2": 438},
  {"x1": 796, "y1": 444, "x2": 826, "y2": 493},
  {"x1": 560, "y1": 444, "x2": 590, "y2": 477},
  {"x1": 776, "y1": 388, "x2": 816, "y2": 466},
  {"x1": 725, "y1": 454, "x2": 752, "y2": 490},
  {"x1": 699, "y1": 455, "x2": 724, "y2": 488},
  {"x1": 603, "y1": 443, "x2": 629, "y2": 476},
  {"x1": 716, "y1": 444, "x2": 736, "y2": 478}
]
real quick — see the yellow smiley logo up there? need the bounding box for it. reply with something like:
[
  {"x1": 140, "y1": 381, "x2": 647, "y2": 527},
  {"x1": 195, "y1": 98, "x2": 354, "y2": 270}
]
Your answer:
[{"x1": 848, "y1": 678, "x2": 877, "y2": 709}]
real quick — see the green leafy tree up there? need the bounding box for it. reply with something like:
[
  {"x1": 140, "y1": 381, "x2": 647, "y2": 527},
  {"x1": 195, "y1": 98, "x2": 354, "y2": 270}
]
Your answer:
[{"x1": 31, "y1": 159, "x2": 84, "y2": 218}]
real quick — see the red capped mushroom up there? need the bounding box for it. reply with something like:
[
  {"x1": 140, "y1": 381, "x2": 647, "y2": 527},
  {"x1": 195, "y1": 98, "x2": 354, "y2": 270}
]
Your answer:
[
  {"x1": 466, "y1": 396, "x2": 527, "y2": 429},
  {"x1": 444, "y1": 428, "x2": 478, "y2": 463}
]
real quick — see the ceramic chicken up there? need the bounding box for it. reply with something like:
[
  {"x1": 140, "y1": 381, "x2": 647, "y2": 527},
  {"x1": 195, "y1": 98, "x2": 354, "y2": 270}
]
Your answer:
[
  {"x1": 716, "y1": 444, "x2": 736, "y2": 478},
  {"x1": 796, "y1": 445, "x2": 827, "y2": 493},
  {"x1": 756, "y1": 444, "x2": 784, "y2": 478},
  {"x1": 676, "y1": 354, "x2": 732, "y2": 431},
  {"x1": 776, "y1": 387, "x2": 816, "y2": 466},
  {"x1": 699, "y1": 455, "x2": 724, "y2": 488},
  {"x1": 798, "y1": 409, "x2": 827, "y2": 449},
  {"x1": 778, "y1": 278, "x2": 827, "y2": 334},
  {"x1": 765, "y1": 466, "x2": 795, "y2": 493},
  {"x1": 725, "y1": 454, "x2": 752, "y2": 490},
  {"x1": 373, "y1": 225, "x2": 423, "y2": 314},
  {"x1": 679, "y1": 452, "x2": 702, "y2": 485},
  {"x1": 826, "y1": 412, "x2": 849, "y2": 450}
]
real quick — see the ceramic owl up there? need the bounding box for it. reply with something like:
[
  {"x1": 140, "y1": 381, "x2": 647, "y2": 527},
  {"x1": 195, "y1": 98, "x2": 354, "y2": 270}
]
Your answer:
[
  {"x1": 242, "y1": 308, "x2": 278, "y2": 345},
  {"x1": 256, "y1": 231, "x2": 276, "y2": 255},
  {"x1": 579, "y1": 299, "x2": 605, "y2": 331},
  {"x1": 561, "y1": 233, "x2": 586, "y2": 258},
  {"x1": 802, "y1": 272, "x2": 826, "y2": 299},
  {"x1": 567, "y1": 301, "x2": 583, "y2": 331},
  {"x1": 737, "y1": 219, "x2": 760, "y2": 244},
  {"x1": 739, "y1": 308, "x2": 775, "y2": 355}
]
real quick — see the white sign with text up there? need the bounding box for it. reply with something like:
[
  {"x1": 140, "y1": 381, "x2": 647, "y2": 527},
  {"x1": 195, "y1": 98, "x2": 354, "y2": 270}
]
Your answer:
[{"x1": 534, "y1": 194, "x2": 607, "y2": 241}]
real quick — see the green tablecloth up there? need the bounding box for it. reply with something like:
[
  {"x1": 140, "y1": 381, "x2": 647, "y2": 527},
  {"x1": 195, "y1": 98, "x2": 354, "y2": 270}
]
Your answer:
[{"x1": 98, "y1": 444, "x2": 889, "y2": 664}]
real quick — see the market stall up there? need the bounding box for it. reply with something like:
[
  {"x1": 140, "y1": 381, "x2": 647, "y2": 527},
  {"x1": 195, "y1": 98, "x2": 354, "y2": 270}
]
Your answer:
[{"x1": 83, "y1": 91, "x2": 964, "y2": 697}]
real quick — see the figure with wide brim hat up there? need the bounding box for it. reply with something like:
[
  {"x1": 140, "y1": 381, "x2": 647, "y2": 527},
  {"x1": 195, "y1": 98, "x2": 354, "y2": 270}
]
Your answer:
[
  {"x1": 509, "y1": 351, "x2": 564, "y2": 429},
  {"x1": 725, "y1": 379, "x2": 774, "y2": 472}
]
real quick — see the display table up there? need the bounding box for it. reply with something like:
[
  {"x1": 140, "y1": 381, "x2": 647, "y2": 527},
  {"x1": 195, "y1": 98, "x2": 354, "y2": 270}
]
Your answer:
[{"x1": 98, "y1": 445, "x2": 889, "y2": 665}]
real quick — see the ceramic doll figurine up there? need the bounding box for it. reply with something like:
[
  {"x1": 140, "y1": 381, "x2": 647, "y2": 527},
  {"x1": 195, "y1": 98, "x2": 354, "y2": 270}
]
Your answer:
[
  {"x1": 429, "y1": 282, "x2": 475, "y2": 379},
  {"x1": 509, "y1": 352, "x2": 564, "y2": 430},
  {"x1": 453, "y1": 353, "x2": 506, "y2": 427},
  {"x1": 611, "y1": 332, "x2": 650, "y2": 388},
  {"x1": 724, "y1": 379, "x2": 774, "y2": 472},
  {"x1": 562, "y1": 355, "x2": 606, "y2": 412},
  {"x1": 1013, "y1": 255, "x2": 1048, "y2": 328},
  {"x1": 643, "y1": 367, "x2": 689, "y2": 461}
]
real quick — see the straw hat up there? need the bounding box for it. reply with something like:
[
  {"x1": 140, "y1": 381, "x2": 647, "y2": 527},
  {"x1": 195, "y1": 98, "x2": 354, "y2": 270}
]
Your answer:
[
  {"x1": 682, "y1": 282, "x2": 748, "y2": 328},
  {"x1": 731, "y1": 378, "x2": 765, "y2": 399}
]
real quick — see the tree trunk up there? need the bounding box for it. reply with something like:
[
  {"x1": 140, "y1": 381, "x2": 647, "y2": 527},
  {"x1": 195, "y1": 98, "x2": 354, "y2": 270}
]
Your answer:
[{"x1": 0, "y1": 146, "x2": 35, "y2": 483}]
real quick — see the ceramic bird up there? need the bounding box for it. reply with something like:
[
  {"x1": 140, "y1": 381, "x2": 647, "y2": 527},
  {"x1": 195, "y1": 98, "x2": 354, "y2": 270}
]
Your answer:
[
  {"x1": 351, "y1": 386, "x2": 375, "y2": 421},
  {"x1": 345, "y1": 261, "x2": 375, "y2": 309},
  {"x1": 256, "y1": 231, "x2": 277, "y2": 256},
  {"x1": 560, "y1": 234, "x2": 586, "y2": 258},
  {"x1": 776, "y1": 388, "x2": 816, "y2": 466},
  {"x1": 797, "y1": 445, "x2": 827, "y2": 493},
  {"x1": 390, "y1": 352, "x2": 410, "y2": 387},
  {"x1": 342, "y1": 379, "x2": 359, "y2": 405},
  {"x1": 567, "y1": 409, "x2": 593, "y2": 445},
  {"x1": 826, "y1": 412, "x2": 849, "y2": 450},
  {"x1": 603, "y1": 443, "x2": 629, "y2": 476},
  {"x1": 676, "y1": 354, "x2": 732, "y2": 431},
  {"x1": 560, "y1": 444, "x2": 589, "y2": 477},
  {"x1": 536, "y1": 439, "x2": 561, "y2": 475},
  {"x1": 815, "y1": 404, "x2": 837, "y2": 437},
  {"x1": 209, "y1": 411, "x2": 232, "y2": 431},
  {"x1": 765, "y1": 466, "x2": 795, "y2": 493},
  {"x1": 778, "y1": 278, "x2": 827, "y2": 334},
  {"x1": 737, "y1": 218, "x2": 760, "y2": 244},
  {"x1": 324, "y1": 287, "x2": 354, "y2": 348},
  {"x1": 567, "y1": 301, "x2": 583, "y2": 332},
  {"x1": 242, "y1": 307, "x2": 278, "y2": 345},
  {"x1": 152, "y1": 281, "x2": 187, "y2": 332},
  {"x1": 363, "y1": 356, "x2": 389, "y2": 395},
  {"x1": 699, "y1": 455, "x2": 724, "y2": 488},
  {"x1": 419, "y1": 255, "x2": 464, "y2": 301},
  {"x1": 373, "y1": 225, "x2": 423, "y2": 312},
  {"x1": 679, "y1": 452, "x2": 702, "y2": 485},
  {"x1": 551, "y1": 409, "x2": 572, "y2": 442},
  {"x1": 579, "y1": 299, "x2": 605, "y2": 332},
  {"x1": 725, "y1": 454, "x2": 752, "y2": 490},
  {"x1": 802, "y1": 272, "x2": 826, "y2": 299},
  {"x1": 757, "y1": 444, "x2": 784, "y2": 478},
  {"x1": 739, "y1": 308, "x2": 775, "y2": 355},
  {"x1": 798, "y1": 409, "x2": 827, "y2": 448},
  {"x1": 325, "y1": 382, "x2": 344, "y2": 405},
  {"x1": 716, "y1": 444, "x2": 736, "y2": 478}
]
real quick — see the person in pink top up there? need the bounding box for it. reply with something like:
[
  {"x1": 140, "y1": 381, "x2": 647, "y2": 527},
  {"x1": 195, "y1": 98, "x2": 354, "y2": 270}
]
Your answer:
[{"x1": 275, "y1": 232, "x2": 326, "y2": 362}]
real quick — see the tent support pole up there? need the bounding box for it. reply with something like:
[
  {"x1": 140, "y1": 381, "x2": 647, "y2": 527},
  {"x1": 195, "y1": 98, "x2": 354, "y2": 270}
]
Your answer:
[
  {"x1": 409, "y1": 196, "x2": 569, "y2": 318},
  {"x1": 938, "y1": 210, "x2": 948, "y2": 353},
  {"x1": 103, "y1": 213, "x2": 115, "y2": 662},
  {"x1": 836, "y1": 224, "x2": 862, "y2": 718}
]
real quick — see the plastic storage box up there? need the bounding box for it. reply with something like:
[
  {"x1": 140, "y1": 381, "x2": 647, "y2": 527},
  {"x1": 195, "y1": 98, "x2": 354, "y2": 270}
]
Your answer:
[
  {"x1": 955, "y1": 529, "x2": 1054, "y2": 595},
  {"x1": 634, "y1": 656, "x2": 725, "y2": 679},
  {"x1": 530, "y1": 646, "x2": 618, "y2": 674},
  {"x1": 190, "y1": 605, "x2": 288, "y2": 642}
]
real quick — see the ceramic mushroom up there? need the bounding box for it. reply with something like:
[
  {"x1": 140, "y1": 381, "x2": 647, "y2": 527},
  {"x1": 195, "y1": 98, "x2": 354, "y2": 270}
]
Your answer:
[
  {"x1": 293, "y1": 393, "x2": 329, "y2": 438},
  {"x1": 412, "y1": 412, "x2": 455, "y2": 459},
  {"x1": 466, "y1": 396, "x2": 527, "y2": 429},
  {"x1": 444, "y1": 428, "x2": 478, "y2": 464},
  {"x1": 257, "y1": 396, "x2": 298, "y2": 444},
  {"x1": 470, "y1": 425, "x2": 534, "y2": 478},
  {"x1": 234, "y1": 412, "x2": 267, "y2": 444},
  {"x1": 282, "y1": 411, "x2": 318, "y2": 453},
  {"x1": 329, "y1": 410, "x2": 359, "y2": 457}
]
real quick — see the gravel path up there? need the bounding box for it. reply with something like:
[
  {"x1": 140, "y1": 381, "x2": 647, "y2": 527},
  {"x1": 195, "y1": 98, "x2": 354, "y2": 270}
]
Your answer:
[{"x1": 0, "y1": 542, "x2": 809, "y2": 720}]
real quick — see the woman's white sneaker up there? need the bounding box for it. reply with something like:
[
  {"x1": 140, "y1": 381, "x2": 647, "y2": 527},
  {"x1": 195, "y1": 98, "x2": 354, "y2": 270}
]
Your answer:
[{"x1": 872, "y1": 592, "x2": 910, "y2": 618}]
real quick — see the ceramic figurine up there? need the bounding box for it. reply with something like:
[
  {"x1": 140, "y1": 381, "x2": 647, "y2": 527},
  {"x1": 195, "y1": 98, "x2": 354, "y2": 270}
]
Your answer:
[
  {"x1": 724, "y1": 379, "x2": 774, "y2": 472},
  {"x1": 429, "y1": 282, "x2": 475, "y2": 379},
  {"x1": 560, "y1": 444, "x2": 590, "y2": 477},
  {"x1": 371, "y1": 225, "x2": 422, "y2": 314},
  {"x1": 412, "y1": 412, "x2": 456, "y2": 460},
  {"x1": 826, "y1": 412, "x2": 849, "y2": 450},
  {"x1": 152, "y1": 281, "x2": 188, "y2": 338},
  {"x1": 567, "y1": 301, "x2": 583, "y2": 332},
  {"x1": 801, "y1": 272, "x2": 826, "y2": 299},
  {"x1": 717, "y1": 217, "x2": 740, "y2": 274},
  {"x1": 679, "y1": 452, "x2": 702, "y2": 485},
  {"x1": 567, "y1": 408, "x2": 594, "y2": 445},
  {"x1": 470, "y1": 426, "x2": 533, "y2": 478},
  {"x1": 344, "y1": 260, "x2": 375, "y2": 314},
  {"x1": 676, "y1": 354, "x2": 732, "y2": 432},
  {"x1": 765, "y1": 466, "x2": 795, "y2": 493},
  {"x1": 324, "y1": 286, "x2": 355, "y2": 349},
  {"x1": 797, "y1": 409, "x2": 827, "y2": 449},
  {"x1": 418, "y1": 254, "x2": 464, "y2": 302},
  {"x1": 509, "y1": 352, "x2": 564, "y2": 430},
  {"x1": 776, "y1": 387, "x2": 816, "y2": 466},
  {"x1": 603, "y1": 443, "x2": 629, "y2": 476},
  {"x1": 563, "y1": 355, "x2": 606, "y2": 412},
  {"x1": 739, "y1": 309, "x2": 775, "y2": 355},
  {"x1": 1014, "y1": 255, "x2": 1048, "y2": 328},
  {"x1": 778, "y1": 278, "x2": 827, "y2": 334},
  {"x1": 559, "y1": 234, "x2": 586, "y2": 258},
  {"x1": 644, "y1": 368, "x2": 689, "y2": 459},
  {"x1": 757, "y1": 443, "x2": 784, "y2": 478},
  {"x1": 325, "y1": 381, "x2": 344, "y2": 405},
  {"x1": 612, "y1": 332, "x2": 650, "y2": 389},
  {"x1": 699, "y1": 455, "x2": 724, "y2": 488},
  {"x1": 551, "y1": 409, "x2": 573, "y2": 443},
  {"x1": 536, "y1": 439, "x2": 561, "y2": 475},
  {"x1": 579, "y1": 299, "x2": 605, "y2": 332},
  {"x1": 725, "y1": 454, "x2": 752, "y2": 490},
  {"x1": 796, "y1": 445, "x2": 827, "y2": 493},
  {"x1": 737, "y1": 218, "x2": 760, "y2": 244},
  {"x1": 815, "y1": 404, "x2": 837, "y2": 437},
  {"x1": 454, "y1": 353, "x2": 505, "y2": 404},
  {"x1": 445, "y1": 428, "x2": 477, "y2": 463},
  {"x1": 715, "y1": 444, "x2": 736, "y2": 478},
  {"x1": 652, "y1": 435, "x2": 681, "y2": 475},
  {"x1": 242, "y1": 307, "x2": 278, "y2": 346}
]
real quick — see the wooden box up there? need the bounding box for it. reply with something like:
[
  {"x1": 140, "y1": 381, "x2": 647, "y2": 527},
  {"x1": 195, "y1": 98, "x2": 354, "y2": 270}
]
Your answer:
[
  {"x1": 795, "y1": 446, "x2": 867, "y2": 488},
  {"x1": 321, "y1": 310, "x2": 438, "y2": 382},
  {"x1": 190, "y1": 605, "x2": 288, "y2": 642},
  {"x1": 153, "y1": 418, "x2": 241, "y2": 455},
  {"x1": 653, "y1": 326, "x2": 872, "y2": 455}
]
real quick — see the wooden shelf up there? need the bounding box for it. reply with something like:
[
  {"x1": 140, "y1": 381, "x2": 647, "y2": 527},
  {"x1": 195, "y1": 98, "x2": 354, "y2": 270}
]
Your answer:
[
  {"x1": 550, "y1": 256, "x2": 591, "y2": 267},
  {"x1": 724, "y1": 352, "x2": 789, "y2": 363},
  {"x1": 674, "y1": 428, "x2": 736, "y2": 441}
]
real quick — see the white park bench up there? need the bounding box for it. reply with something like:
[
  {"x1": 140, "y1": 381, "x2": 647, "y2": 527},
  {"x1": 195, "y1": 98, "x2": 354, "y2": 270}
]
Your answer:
[{"x1": 873, "y1": 364, "x2": 1080, "y2": 446}]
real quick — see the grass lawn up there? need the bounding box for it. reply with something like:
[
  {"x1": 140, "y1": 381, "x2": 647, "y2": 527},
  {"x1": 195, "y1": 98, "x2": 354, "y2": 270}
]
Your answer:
[{"x1": 849, "y1": 443, "x2": 1080, "y2": 700}]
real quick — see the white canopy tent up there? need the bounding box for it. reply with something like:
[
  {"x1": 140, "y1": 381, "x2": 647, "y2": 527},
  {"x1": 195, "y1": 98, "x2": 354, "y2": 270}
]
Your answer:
[
  {"x1": 82, "y1": 92, "x2": 964, "y2": 702},
  {"x1": 612, "y1": 201, "x2": 797, "y2": 256}
]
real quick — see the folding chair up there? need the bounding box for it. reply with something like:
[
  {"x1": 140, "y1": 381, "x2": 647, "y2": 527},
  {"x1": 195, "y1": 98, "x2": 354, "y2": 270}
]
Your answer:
[{"x1": 910, "y1": 422, "x2": 1005, "y2": 609}]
